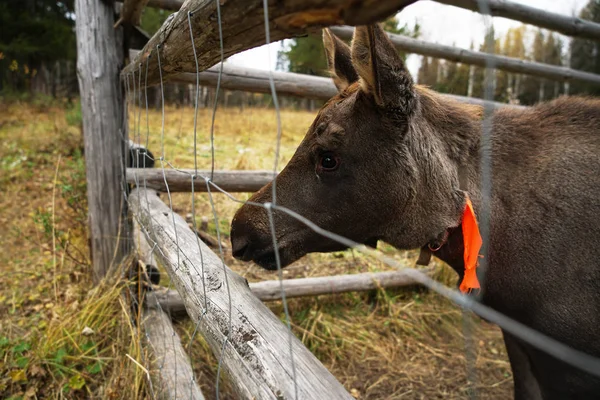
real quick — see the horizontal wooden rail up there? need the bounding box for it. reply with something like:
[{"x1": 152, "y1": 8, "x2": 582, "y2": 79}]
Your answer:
[
  {"x1": 171, "y1": 63, "x2": 336, "y2": 100},
  {"x1": 129, "y1": 188, "x2": 353, "y2": 399},
  {"x1": 435, "y1": 0, "x2": 600, "y2": 42},
  {"x1": 127, "y1": 169, "x2": 275, "y2": 192},
  {"x1": 251, "y1": 269, "x2": 433, "y2": 301},
  {"x1": 122, "y1": 0, "x2": 418, "y2": 86},
  {"x1": 330, "y1": 26, "x2": 600, "y2": 86},
  {"x1": 165, "y1": 61, "x2": 521, "y2": 108},
  {"x1": 148, "y1": 269, "x2": 434, "y2": 318},
  {"x1": 131, "y1": 48, "x2": 518, "y2": 108},
  {"x1": 140, "y1": 0, "x2": 600, "y2": 42},
  {"x1": 133, "y1": 219, "x2": 205, "y2": 399}
]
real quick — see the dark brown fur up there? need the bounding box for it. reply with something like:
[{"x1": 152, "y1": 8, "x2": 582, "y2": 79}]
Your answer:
[{"x1": 230, "y1": 24, "x2": 600, "y2": 399}]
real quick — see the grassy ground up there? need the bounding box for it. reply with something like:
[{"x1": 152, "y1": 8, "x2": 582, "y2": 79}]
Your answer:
[{"x1": 0, "y1": 98, "x2": 513, "y2": 399}]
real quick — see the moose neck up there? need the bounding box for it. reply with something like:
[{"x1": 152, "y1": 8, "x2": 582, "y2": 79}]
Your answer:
[{"x1": 411, "y1": 87, "x2": 486, "y2": 277}]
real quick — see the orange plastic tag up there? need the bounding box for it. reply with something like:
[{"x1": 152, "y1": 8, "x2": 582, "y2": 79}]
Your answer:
[{"x1": 459, "y1": 197, "x2": 483, "y2": 294}]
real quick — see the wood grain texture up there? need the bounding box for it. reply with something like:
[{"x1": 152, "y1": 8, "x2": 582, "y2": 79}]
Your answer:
[
  {"x1": 330, "y1": 26, "x2": 600, "y2": 86},
  {"x1": 127, "y1": 168, "x2": 276, "y2": 192},
  {"x1": 133, "y1": 219, "x2": 205, "y2": 400},
  {"x1": 129, "y1": 188, "x2": 353, "y2": 400},
  {"x1": 121, "y1": 0, "x2": 418, "y2": 85},
  {"x1": 143, "y1": 307, "x2": 206, "y2": 400},
  {"x1": 140, "y1": 0, "x2": 600, "y2": 42},
  {"x1": 75, "y1": 0, "x2": 128, "y2": 283}
]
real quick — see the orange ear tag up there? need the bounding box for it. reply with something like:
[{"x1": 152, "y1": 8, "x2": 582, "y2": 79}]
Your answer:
[{"x1": 459, "y1": 197, "x2": 483, "y2": 294}]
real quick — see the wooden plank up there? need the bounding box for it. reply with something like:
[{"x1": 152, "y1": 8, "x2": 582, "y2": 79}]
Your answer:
[
  {"x1": 133, "y1": 219, "x2": 205, "y2": 400},
  {"x1": 121, "y1": 0, "x2": 419, "y2": 86},
  {"x1": 170, "y1": 63, "x2": 338, "y2": 100},
  {"x1": 115, "y1": 0, "x2": 150, "y2": 27},
  {"x1": 130, "y1": 48, "x2": 521, "y2": 109},
  {"x1": 166, "y1": 62, "x2": 520, "y2": 108},
  {"x1": 143, "y1": 305, "x2": 206, "y2": 400},
  {"x1": 435, "y1": 0, "x2": 600, "y2": 42},
  {"x1": 140, "y1": 0, "x2": 600, "y2": 42},
  {"x1": 127, "y1": 168, "x2": 275, "y2": 192},
  {"x1": 147, "y1": 269, "x2": 435, "y2": 318},
  {"x1": 75, "y1": 0, "x2": 128, "y2": 283},
  {"x1": 330, "y1": 26, "x2": 600, "y2": 86},
  {"x1": 129, "y1": 188, "x2": 354, "y2": 400},
  {"x1": 250, "y1": 269, "x2": 432, "y2": 301}
]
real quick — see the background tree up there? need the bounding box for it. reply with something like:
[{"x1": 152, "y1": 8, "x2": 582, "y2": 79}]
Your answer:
[
  {"x1": 443, "y1": 62, "x2": 471, "y2": 96},
  {"x1": 277, "y1": 16, "x2": 421, "y2": 77},
  {"x1": 542, "y1": 33, "x2": 564, "y2": 99},
  {"x1": 140, "y1": 7, "x2": 172, "y2": 35},
  {"x1": 505, "y1": 26, "x2": 526, "y2": 103},
  {"x1": 570, "y1": 0, "x2": 600, "y2": 96},
  {"x1": 468, "y1": 26, "x2": 496, "y2": 101},
  {"x1": 0, "y1": 0, "x2": 76, "y2": 94},
  {"x1": 519, "y1": 29, "x2": 545, "y2": 104},
  {"x1": 277, "y1": 34, "x2": 329, "y2": 76}
]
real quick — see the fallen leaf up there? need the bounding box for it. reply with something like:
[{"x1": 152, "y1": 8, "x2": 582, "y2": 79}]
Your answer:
[
  {"x1": 30, "y1": 364, "x2": 46, "y2": 377},
  {"x1": 10, "y1": 369, "x2": 27, "y2": 382}
]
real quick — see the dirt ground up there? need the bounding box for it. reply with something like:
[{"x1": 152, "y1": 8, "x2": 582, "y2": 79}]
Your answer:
[{"x1": 0, "y1": 99, "x2": 513, "y2": 399}]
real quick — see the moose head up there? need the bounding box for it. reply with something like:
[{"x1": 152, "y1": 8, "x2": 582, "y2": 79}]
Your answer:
[{"x1": 230, "y1": 23, "x2": 483, "y2": 271}]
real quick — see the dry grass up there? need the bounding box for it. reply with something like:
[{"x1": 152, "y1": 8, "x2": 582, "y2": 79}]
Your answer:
[
  {"x1": 0, "y1": 100, "x2": 147, "y2": 399},
  {"x1": 0, "y1": 97, "x2": 513, "y2": 399}
]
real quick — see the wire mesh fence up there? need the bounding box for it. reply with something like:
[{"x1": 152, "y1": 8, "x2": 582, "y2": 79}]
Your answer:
[{"x1": 118, "y1": 0, "x2": 600, "y2": 399}]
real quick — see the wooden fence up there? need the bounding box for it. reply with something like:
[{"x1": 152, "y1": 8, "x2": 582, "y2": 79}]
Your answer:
[
  {"x1": 75, "y1": 0, "x2": 600, "y2": 398},
  {"x1": 138, "y1": 0, "x2": 600, "y2": 41}
]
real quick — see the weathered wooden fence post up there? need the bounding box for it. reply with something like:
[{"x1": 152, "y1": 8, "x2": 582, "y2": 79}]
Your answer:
[{"x1": 75, "y1": 0, "x2": 129, "y2": 283}]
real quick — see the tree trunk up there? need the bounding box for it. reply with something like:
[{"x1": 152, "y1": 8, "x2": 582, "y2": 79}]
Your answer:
[
  {"x1": 126, "y1": 169, "x2": 275, "y2": 192},
  {"x1": 467, "y1": 65, "x2": 475, "y2": 97},
  {"x1": 240, "y1": 91, "x2": 246, "y2": 113},
  {"x1": 42, "y1": 63, "x2": 51, "y2": 96},
  {"x1": 75, "y1": 0, "x2": 128, "y2": 283}
]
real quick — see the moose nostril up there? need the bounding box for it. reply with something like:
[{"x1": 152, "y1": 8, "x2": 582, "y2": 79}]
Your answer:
[
  {"x1": 231, "y1": 233, "x2": 251, "y2": 260},
  {"x1": 232, "y1": 242, "x2": 249, "y2": 260},
  {"x1": 230, "y1": 211, "x2": 258, "y2": 261}
]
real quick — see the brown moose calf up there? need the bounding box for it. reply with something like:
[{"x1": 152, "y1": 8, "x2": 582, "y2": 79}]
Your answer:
[{"x1": 230, "y1": 23, "x2": 600, "y2": 400}]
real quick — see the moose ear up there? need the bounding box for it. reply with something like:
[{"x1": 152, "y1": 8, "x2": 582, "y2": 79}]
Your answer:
[
  {"x1": 323, "y1": 28, "x2": 359, "y2": 92},
  {"x1": 351, "y1": 24, "x2": 416, "y2": 114}
]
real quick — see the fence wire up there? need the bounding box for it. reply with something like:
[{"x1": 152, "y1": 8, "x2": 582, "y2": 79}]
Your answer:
[{"x1": 119, "y1": 0, "x2": 600, "y2": 399}]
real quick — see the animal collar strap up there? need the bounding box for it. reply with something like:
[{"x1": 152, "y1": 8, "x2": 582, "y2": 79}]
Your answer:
[{"x1": 416, "y1": 166, "x2": 483, "y2": 294}]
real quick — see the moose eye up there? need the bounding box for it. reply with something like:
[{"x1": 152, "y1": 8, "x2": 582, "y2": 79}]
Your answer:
[{"x1": 318, "y1": 152, "x2": 340, "y2": 172}]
